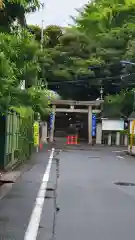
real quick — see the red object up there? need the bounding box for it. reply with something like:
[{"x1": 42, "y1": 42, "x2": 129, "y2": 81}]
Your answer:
[
  {"x1": 40, "y1": 143, "x2": 43, "y2": 150},
  {"x1": 66, "y1": 135, "x2": 77, "y2": 145}
]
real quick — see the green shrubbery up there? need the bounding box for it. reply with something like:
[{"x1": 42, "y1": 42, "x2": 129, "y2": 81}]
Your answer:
[{"x1": 11, "y1": 106, "x2": 34, "y2": 164}]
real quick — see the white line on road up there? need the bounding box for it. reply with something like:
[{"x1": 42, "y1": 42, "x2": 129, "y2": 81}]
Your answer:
[
  {"x1": 112, "y1": 150, "x2": 127, "y2": 153},
  {"x1": 24, "y1": 148, "x2": 55, "y2": 240},
  {"x1": 116, "y1": 155, "x2": 124, "y2": 159},
  {"x1": 112, "y1": 150, "x2": 122, "y2": 153}
]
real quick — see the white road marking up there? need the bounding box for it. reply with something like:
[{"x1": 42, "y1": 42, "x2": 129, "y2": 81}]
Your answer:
[
  {"x1": 24, "y1": 148, "x2": 55, "y2": 240},
  {"x1": 112, "y1": 150, "x2": 127, "y2": 153},
  {"x1": 112, "y1": 150, "x2": 122, "y2": 153},
  {"x1": 116, "y1": 155, "x2": 124, "y2": 159}
]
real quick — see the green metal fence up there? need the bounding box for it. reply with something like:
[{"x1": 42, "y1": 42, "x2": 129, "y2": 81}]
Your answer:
[{"x1": 0, "y1": 110, "x2": 34, "y2": 170}]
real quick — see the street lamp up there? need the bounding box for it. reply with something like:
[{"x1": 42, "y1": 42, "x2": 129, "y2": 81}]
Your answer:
[{"x1": 88, "y1": 65, "x2": 104, "y2": 100}]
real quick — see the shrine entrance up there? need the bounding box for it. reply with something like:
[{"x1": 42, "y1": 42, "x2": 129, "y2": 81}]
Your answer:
[
  {"x1": 54, "y1": 112, "x2": 88, "y2": 142},
  {"x1": 50, "y1": 99, "x2": 103, "y2": 144}
]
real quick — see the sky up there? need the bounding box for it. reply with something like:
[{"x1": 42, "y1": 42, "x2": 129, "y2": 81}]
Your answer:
[{"x1": 26, "y1": 0, "x2": 88, "y2": 27}]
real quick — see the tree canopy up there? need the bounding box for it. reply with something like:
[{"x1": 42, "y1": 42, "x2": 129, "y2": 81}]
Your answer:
[{"x1": 0, "y1": 0, "x2": 135, "y2": 118}]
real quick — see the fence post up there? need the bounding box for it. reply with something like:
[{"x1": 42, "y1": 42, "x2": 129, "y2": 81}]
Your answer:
[
  {"x1": 116, "y1": 132, "x2": 120, "y2": 146},
  {"x1": 96, "y1": 123, "x2": 102, "y2": 144},
  {"x1": 124, "y1": 134, "x2": 128, "y2": 146},
  {"x1": 108, "y1": 133, "x2": 112, "y2": 145}
]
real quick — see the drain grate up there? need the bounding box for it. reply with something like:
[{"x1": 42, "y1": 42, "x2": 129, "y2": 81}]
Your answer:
[
  {"x1": 45, "y1": 188, "x2": 54, "y2": 199},
  {"x1": 46, "y1": 187, "x2": 55, "y2": 191},
  {"x1": 45, "y1": 195, "x2": 52, "y2": 199},
  {"x1": 114, "y1": 181, "x2": 135, "y2": 186}
]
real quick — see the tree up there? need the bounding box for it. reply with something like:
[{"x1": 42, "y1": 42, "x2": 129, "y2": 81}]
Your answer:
[
  {"x1": 0, "y1": 0, "x2": 40, "y2": 32},
  {"x1": 0, "y1": 29, "x2": 41, "y2": 88},
  {"x1": 28, "y1": 24, "x2": 63, "y2": 48},
  {"x1": 1, "y1": 0, "x2": 135, "y2": 118},
  {"x1": 44, "y1": 25, "x2": 63, "y2": 48},
  {"x1": 28, "y1": 24, "x2": 42, "y2": 42},
  {"x1": 75, "y1": 0, "x2": 135, "y2": 36},
  {"x1": 103, "y1": 90, "x2": 134, "y2": 118}
]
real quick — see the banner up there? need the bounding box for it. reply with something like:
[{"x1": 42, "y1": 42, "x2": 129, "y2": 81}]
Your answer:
[
  {"x1": 92, "y1": 115, "x2": 96, "y2": 137},
  {"x1": 130, "y1": 120, "x2": 135, "y2": 149},
  {"x1": 50, "y1": 112, "x2": 54, "y2": 129},
  {"x1": 33, "y1": 121, "x2": 39, "y2": 146}
]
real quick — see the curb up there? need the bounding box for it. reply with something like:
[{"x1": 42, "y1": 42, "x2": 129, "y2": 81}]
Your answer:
[{"x1": 0, "y1": 171, "x2": 21, "y2": 200}]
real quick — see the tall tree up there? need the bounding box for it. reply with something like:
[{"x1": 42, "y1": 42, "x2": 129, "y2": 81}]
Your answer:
[{"x1": 0, "y1": 0, "x2": 40, "y2": 31}]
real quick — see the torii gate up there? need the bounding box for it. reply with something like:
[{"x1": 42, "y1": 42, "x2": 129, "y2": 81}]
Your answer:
[{"x1": 49, "y1": 99, "x2": 104, "y2": 144}]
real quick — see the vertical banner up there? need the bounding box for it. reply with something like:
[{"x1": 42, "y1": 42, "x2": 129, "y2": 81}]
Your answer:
[
  {"x1": 50, "y1": 112, "x2": 54, "y2": 130},
  {"x1": 33, "y1": 121, "x2": 39, "y2": 146},
  {"x1": 130, "y1": 120, "x2": 135, "y2": 149},
  {"x1": 92, "y1": 114, "x2": 96, "y2": 137}
]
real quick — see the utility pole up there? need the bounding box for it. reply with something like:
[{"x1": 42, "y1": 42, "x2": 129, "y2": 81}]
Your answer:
[
  {"x1": 100, "y1": 86, "x2": 103, "y2": 100},
  {"x1": 41, "y1": 3, "x2": 44, "y2": 49}
]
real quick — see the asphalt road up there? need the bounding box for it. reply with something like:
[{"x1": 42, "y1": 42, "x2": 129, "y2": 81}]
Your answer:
[
  {"x1": 0, "y1": 149, "x2": 50, "y2": 240},
  {"x1": 53, "y1": 148, "x2": 135, "y2": 240},
  {"x1": 1, "y1": 147, "x2": 135, "y2": 239}
]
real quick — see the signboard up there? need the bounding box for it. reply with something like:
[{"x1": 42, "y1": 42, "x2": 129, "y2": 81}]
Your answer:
[
  {"x1": 33, "y1": 121, "x2": 39, "y2": 146},
  {"x1": 102, "y1": 119, "x2": 124, "y2": 131},
  {"x1": 92, "y1": 114, "x2": 96, "y2": 137},
  {"x1": 50, "y1": 113, "x2": 54, "y2": 129}
]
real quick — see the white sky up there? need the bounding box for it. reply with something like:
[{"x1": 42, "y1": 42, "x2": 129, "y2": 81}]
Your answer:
[{"x1": 26, "y1": 0, "x2": 88, "y2": 27}]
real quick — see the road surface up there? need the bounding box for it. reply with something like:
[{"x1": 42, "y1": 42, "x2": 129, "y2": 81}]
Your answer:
[{"x1": 1, "y1": 147, "x2": 135, "y2": 239}]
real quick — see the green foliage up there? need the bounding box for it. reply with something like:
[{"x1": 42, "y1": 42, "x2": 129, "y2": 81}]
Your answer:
[
  {"x1": 24, "y1": 1, "x2": 135, "y2": 103},
  {"x1": 0, "y1": 0, "x2": 40, "y2": 31},
  {"x1": 1, "y1": 0, "x2": 135, "y2": 119},
  {"x1": 44, "y1": 25, "x2": 63, "y2": 48},
  {"x1": 11, "y1": 106, "x2": 34, "y2": 161},
  {"x1": 11, "y1": 105, "x2": 33, "y2": 118},
  {"x1": 0, "y1": 28, "x2": 63, "y2": 119},
  {"x1": 28, "y1": 87, "x2": 50, "y2": 117},
  {"x1": 104, "y1": 90, "x2": 134, "y2": 117}
]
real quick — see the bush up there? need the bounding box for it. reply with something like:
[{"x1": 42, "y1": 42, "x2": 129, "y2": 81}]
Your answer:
[{"x1": 11, "y1": 106, "x2": 34, "y2": 162}]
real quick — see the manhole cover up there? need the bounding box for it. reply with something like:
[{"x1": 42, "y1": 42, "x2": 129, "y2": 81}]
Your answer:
[{"x1": 114, "y1": 181, "x2": 135, "y2": 186}]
